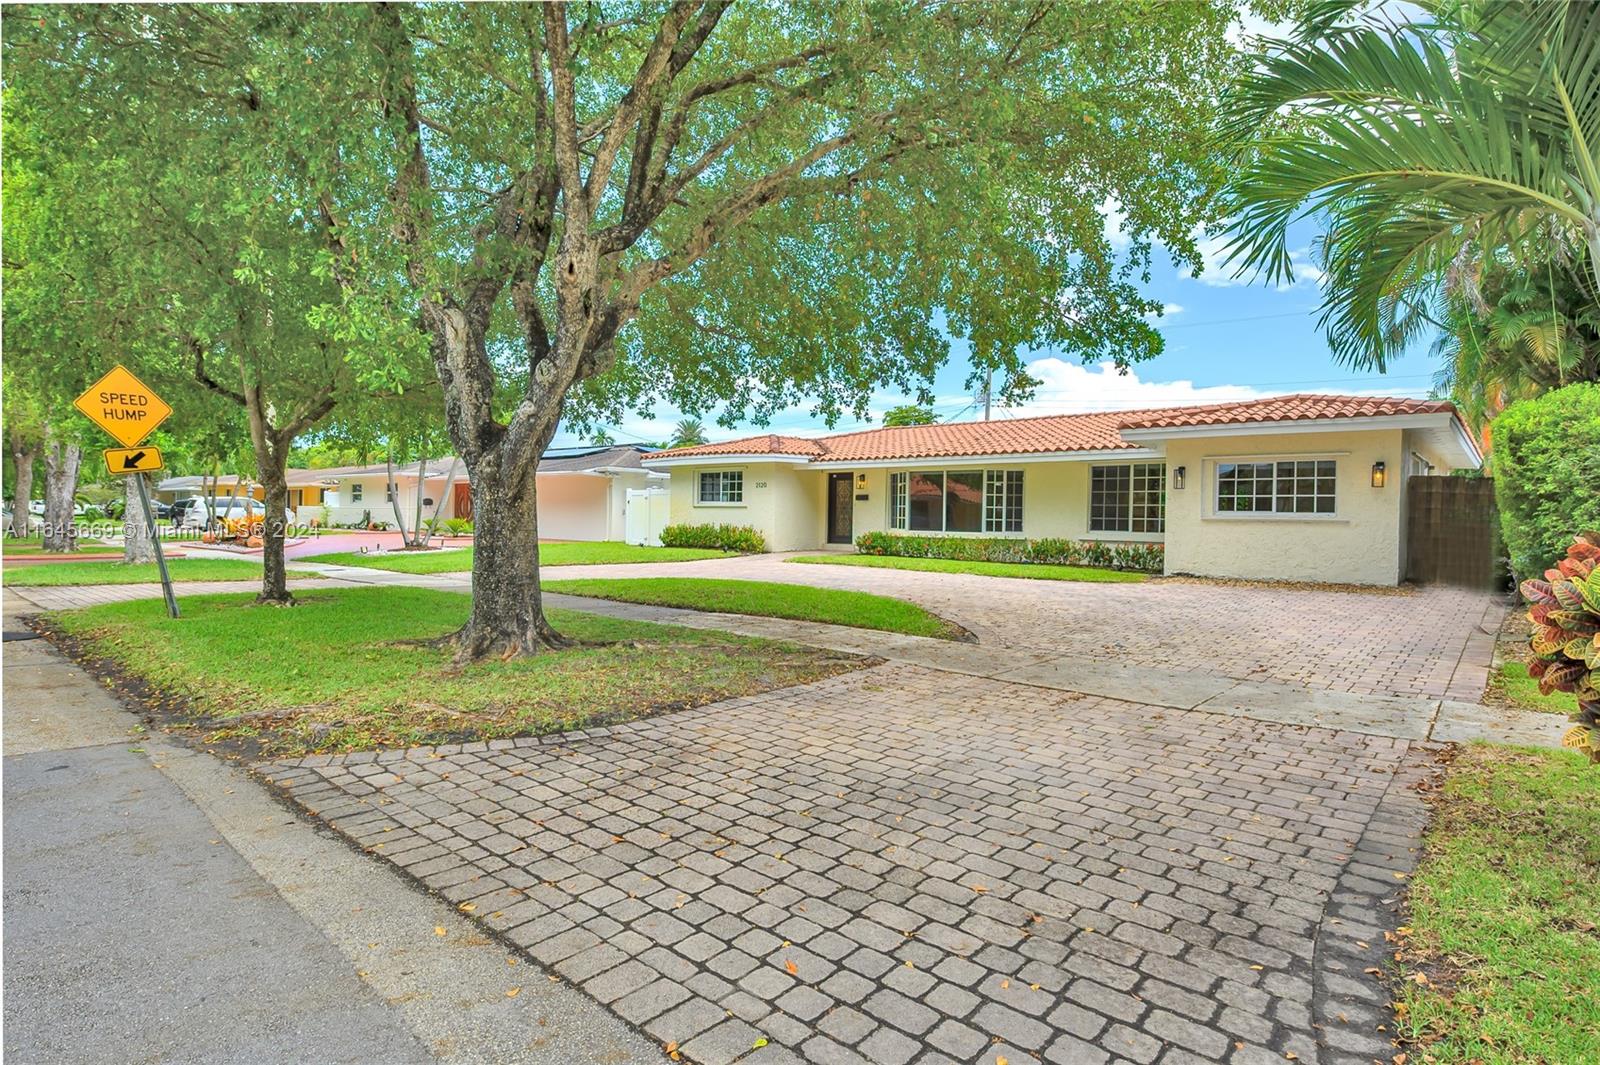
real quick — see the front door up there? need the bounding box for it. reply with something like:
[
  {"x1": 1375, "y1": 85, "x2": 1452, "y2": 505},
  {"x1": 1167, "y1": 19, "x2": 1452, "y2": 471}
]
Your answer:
[
  {"x1": 827, "y1": 473, "x2": 853, "y2": 544},
  {"x1": 453, "y1": 481, "x2": 474, "y2": 521}
]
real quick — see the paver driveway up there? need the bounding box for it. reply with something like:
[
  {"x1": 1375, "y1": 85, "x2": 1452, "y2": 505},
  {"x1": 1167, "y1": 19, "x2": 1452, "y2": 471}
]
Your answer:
[
  {"x1": 545, "y1": 554, "x2": 1502, "y2": 701},
  {"x1": 271, "y1": 663, "x2": 1428, "y2": 1065}
]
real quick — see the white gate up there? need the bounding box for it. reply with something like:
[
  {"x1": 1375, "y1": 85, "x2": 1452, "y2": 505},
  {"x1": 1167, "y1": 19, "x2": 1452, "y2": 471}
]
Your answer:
[{"x1": 624, "y1": 487, "x2": 669, "y2": 546}]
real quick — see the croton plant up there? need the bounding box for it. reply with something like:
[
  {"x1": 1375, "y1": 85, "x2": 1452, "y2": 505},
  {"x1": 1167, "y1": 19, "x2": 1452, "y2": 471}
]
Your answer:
[{"x1": 1522, "y1": 531, "x2": 1600, "y2": 760}]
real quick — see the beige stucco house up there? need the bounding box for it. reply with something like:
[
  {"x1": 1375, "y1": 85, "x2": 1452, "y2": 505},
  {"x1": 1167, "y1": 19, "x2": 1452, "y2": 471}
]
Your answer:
[
  {"x1": 642, "y1": 395, "x2": 1482, "y2": 585},
  {"x1": 317, "y1": 445, "x2": 667, "y2": 540}
]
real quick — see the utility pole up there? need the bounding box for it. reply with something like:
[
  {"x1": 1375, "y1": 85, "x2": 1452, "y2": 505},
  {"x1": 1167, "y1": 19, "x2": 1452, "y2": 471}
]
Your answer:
[{"x1": 981, "y1": 369, "x2": 993, "y2": 422}]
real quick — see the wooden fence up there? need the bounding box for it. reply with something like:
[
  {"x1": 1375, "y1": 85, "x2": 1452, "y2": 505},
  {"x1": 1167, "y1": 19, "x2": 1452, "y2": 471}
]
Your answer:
[{"x1": 1405, "y1": 475, "x2": 1505, "y2": 589}]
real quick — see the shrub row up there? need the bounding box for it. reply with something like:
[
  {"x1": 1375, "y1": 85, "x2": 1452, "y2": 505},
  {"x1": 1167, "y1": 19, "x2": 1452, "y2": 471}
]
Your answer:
[
  {"x1": 660, "y1": 522, "x2": 767, "y2": 553},
  {"x1": 1493, "y1": 382, "x2": 1600, "y2": 581},
  {"x1": 854, "y1": 531, "x2": 1164, "y2": 572}
]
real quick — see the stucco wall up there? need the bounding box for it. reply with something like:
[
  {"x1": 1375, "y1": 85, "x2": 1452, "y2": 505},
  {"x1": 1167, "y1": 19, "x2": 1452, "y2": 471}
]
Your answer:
[
  {"x1": 844, "y1": 461, "x2": 1164, "y2": 545},
  {"x1": 536, "y1": 474, "x2": 611, "y2": 541},
  {"x1": 667, "y1": 461, "x2": 824, "y2": 551},
  {"x1": 668, "y1": 458, "x2": 1174, "y2": 552},
  {"x1": 1161, "y1": 427, "x2": 1408, "y2": 585}
]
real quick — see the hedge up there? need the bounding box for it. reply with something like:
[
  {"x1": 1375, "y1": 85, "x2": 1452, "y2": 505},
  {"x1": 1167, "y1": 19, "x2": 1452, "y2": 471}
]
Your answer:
[
  {"x1": 854, "y1": 531, "x2": 1164, "y2": 572},
  {"x1": 1492, "y1": 383, "x2": 1600, "y2": 581},
  {"x1": 659, "y1": 522, "x2": 767, "y2": 553}
]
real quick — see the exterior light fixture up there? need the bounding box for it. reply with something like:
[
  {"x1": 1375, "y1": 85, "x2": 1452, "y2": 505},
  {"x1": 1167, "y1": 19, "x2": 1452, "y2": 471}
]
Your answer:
[
  {"x1": 1370, "y1": 461, "x2": 1386, "y2": 488},
  {"x1": 1172, "y1": 465, "x2": 1186, "y2": 490},
  {"x1": 854, "y1": 472, "x2": 869, "y2": 491}
]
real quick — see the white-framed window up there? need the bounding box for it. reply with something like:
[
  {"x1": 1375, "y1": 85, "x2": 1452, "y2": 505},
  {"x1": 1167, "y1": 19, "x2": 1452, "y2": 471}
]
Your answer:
[
  {"x1": 888, "y1": 469, "x2": 1023, "y2": 533},
  {"x1": 984, "y1": 470, "x2": 1023, "y2": 533},
  {"x1": 1090, "y1": 463, "x2": 1165, "y2": 533},
  {"x1": 889, "y1": 473, "x2": 908, "y2": 529},
  {"x1": 349, "y1": 483, "x2": 363, "y2": 502},
  {"x1": 698, "y1": 470, "x2": 744, "y2": 504},
  {"x1": 1216, "y1": 459, "x2": 1336, "y2": 515}
]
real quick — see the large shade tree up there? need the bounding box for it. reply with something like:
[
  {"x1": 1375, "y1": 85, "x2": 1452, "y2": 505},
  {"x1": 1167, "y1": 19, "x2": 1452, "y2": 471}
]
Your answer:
[
  {"x1": 5, "y1": 8, "x2": 429, "y2": 600},
  {"x1": 9, "y1": 1, "x2": 1241, "y2": 657},
  {"x1": 1217, "y1": 0, "x2": 1600, "y2": 390}
]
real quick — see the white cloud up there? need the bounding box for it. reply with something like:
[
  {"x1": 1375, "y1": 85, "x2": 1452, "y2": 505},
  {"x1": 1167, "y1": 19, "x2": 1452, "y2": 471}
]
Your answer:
[
  {"x1": 1145, "y1": 302, "x2": 1184, "y2": 321},
  {"x1": 1189, "y1": 231, "x2": 1324, "y2": 292},
  {"x1": 1100, "y1": 196, "x2": 1130, "y2": 251}
]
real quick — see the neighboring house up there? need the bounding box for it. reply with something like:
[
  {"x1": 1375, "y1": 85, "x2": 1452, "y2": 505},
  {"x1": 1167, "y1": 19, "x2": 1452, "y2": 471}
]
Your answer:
[
  {"x1": 318, "y1": 445, "x2": 667, "y2": 541},
  {"x1": 641, "y1": 394, "x2": 1482, "y2": 585},
  {"x1": 154, "y1": 471, "x2": 329, "y2": 523}
]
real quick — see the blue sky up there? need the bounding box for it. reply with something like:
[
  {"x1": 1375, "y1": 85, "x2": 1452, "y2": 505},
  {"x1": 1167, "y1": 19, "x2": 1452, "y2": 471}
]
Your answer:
[{"x1": 555, "y1": 215, "x2": 1444, "y2": 449}]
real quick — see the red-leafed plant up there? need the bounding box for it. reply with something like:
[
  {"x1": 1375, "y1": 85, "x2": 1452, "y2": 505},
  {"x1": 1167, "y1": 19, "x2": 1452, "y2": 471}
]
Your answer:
[{"x1": 1521, "y1": 531, "x2": 1600, "y2": 760}]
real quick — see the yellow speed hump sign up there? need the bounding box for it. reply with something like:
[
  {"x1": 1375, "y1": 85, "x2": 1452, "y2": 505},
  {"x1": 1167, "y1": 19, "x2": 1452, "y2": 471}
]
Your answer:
[{"x1": 74, "y1": 364, "x2": 173, "y2": 448}]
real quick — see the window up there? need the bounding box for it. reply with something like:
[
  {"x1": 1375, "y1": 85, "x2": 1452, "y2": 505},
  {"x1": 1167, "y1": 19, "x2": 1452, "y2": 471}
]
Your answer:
[
  {"x1": 889, "y1": 473, "x2": 908, "y2": 530},
  {"x1": 985, "y1": 470, "x2": 1023, "y2": 532},
  {"x1": 1090, "y1": 463, "x2": 1165, "y2": 533},
  {"x1": 888, "y1": 469, "x2": 1023, "y2": 532},
  {"x1": 1216, "y1": 459, "x2": 1336, "y2": 515},
  {"x1": 908, "y1": 471, "x2": 943, "y2": 530},
  {"x1": 698, "y1": 470, "x2": 743, "y2": 504},
  {"x1": 350, "y1": 483, "x2": 363, "y2": 502}
]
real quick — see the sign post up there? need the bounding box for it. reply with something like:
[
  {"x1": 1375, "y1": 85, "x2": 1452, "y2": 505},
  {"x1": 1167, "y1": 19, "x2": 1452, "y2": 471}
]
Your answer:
[{"x1": 74, "y1": 365, "x2": 180, "y2": 619}]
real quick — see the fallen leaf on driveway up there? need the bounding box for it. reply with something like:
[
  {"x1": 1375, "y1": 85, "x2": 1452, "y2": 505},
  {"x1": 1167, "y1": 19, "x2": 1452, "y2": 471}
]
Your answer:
[
  {"x1": 505, "y1": 987, "x2": 520, "y2": 998},
  {"x1": 784, "y1": 959, "x2": 798, "y2": 975},
  {"x1": 434, "y1": 926, "x2": 446, "y2": 937}
]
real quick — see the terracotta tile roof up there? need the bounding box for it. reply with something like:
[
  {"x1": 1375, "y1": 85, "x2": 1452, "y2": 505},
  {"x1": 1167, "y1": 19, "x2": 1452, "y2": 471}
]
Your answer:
[
  {"x1": 653, "y1": 434, "x2": 828, "y2": 458},
  {"x1": 1117, "y1": 393, "x2": 1457, "y2": 430},
  {"x1": 649, "y1": 394, "x2": 1461, "y2": 464}
]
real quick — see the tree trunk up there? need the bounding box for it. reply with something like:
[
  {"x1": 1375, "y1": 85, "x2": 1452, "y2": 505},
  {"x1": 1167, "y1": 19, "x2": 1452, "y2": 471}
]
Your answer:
[
  {"x1": 123, "y1": 474, "x2": 157, "y2": 564},
  {"x1": 443, "y1": 449, "x2": 569, "y2": 660},
  {"x1": 412, "y1": 451, "x2": 427, "y2": 545},
  {"x1": 7, "y1": 436, "x2": 37, "y2": 538},
  {"x1": 41, "y1": 436, "x2": 81, "y2": 552},
  {"x1": 257, "y1": 461, "x2": 293, "y2": 605}
]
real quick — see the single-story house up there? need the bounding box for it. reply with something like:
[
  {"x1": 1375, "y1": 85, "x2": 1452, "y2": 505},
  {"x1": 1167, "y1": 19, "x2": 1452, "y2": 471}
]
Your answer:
[
  {"x1": 641, "y1": 394, "x2": 1482, "y2": 585},
  {"x1": 318, "y1": 445, "x2": 667, "y2": 541},
  {"x1": 155, "y1": 471, "x2": 330, "y2": 522}
]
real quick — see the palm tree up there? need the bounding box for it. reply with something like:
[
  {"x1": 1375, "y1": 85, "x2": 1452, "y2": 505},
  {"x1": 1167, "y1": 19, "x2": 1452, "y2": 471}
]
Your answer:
[
  {"x1": 1433, "y1": 259, "x2": 1600, "y2": 430},
  {"x1": 669, "y1": 418, "x2": 708, "y2": 448},
  {"x1": 589, "y1": 429, "x2": 615, "y2": 447},
  {"x1": 1218, "y1": 1, "x2": 1600, "y2": 372}
]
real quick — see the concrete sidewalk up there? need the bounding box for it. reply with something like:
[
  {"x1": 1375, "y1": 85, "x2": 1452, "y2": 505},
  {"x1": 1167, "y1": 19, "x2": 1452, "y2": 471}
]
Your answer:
[{"x1": 1, "y1": 595, "x2": 658, "y2": 1065}]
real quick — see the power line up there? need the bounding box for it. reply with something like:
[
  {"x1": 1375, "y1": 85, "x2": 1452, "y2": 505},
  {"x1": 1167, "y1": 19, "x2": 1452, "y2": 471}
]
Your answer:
[{"x1": 1156, "y1": 309, "x2": 1320, "y2": 330}]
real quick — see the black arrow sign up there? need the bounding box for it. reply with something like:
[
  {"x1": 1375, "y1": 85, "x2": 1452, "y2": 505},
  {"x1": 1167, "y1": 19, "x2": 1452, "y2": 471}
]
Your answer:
[{"x1": 122, "y1": 450, "x2": 147, "y2": 470}]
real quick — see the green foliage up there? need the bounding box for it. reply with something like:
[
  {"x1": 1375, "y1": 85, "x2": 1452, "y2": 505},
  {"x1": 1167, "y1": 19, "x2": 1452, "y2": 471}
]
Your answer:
[
  {"x1": 1218, "y1": 1, "x2": 1600, "y2": 373},
  {"x1": 1432, "y1": 261, "x2": 1600, "y2": 431},
  {"x1": 1396, "y1": 745, "x2": 1600, "y2": 1062},
  {"x1": 668, "y1": 419, "x2": 709, "y2": 449},
  {"x1": 882, "y1": 405, "x2": 939, "y2": 427},
  {"x1": 854, "y1": 531, "x2": 1164, "y2": 572},
  {"x1": 788, "y1": 553, "x2": 1145, "y2": 584},
  {"x1": 1520, "y1": 531, "x2": 1600, "y2": 758},
  {"x1": 659, "y1": 523, "x2": 766, "y2": 554},
  {"x1": 1493, "y1": 384, "x2": 1600, "y2": 578},
  {"x1": 442, "y1": 517, "x2": 475, "y2": 536}
]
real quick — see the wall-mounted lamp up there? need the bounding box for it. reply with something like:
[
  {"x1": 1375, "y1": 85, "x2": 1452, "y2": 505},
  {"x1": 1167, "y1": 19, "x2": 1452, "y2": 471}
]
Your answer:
[
  {"x1": 854, "y1": 472, "x2": 869, "y2": 491},
  {"x1": 1172, "y1": 465, "x2": 1186, "y2": 490},
  {"x1": 1370, "y1": 461, "x2": 1386, "y2": 488}
]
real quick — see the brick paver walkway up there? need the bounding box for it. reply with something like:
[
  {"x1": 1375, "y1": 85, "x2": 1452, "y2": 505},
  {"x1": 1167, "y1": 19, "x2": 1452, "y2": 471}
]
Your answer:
[{"x1": 271, "y1": 664, "x2": 1427, "y2": 1065}]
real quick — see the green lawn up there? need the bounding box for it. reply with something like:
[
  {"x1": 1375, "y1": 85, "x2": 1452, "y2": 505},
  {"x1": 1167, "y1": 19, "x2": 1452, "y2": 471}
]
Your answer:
[
  {"x1": 3, "y1": 558, "x2": 318, "y2": 586},
  {"x1": 2, "y1": 535, "x2": 119, "y2": 556},
  {"x1": 46, "y1": 587, "x2": 853, "y2": 754},
  {"x1": 789, "y1": 553, "x2": 1147, "y2": 583},
  {"x1": 303, "y1": 541, "x2": 731, "y2": 572},
  {"x1": 1493, "y1": 660, "x2": 1580, "y2": 715},
  {"x1": 543, "y1": 576, "x2": 963, "y2": 639},
  {"x1": 1397, "y1": 744, "x2": 1600, "y2": 1063}
]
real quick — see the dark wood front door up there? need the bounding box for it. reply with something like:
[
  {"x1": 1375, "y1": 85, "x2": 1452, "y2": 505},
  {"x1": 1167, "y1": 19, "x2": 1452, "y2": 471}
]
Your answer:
[
  {"x1": 453, "y1": 481, "x2": 474, "y2": 521},
  {"x1": 827, "y1": 473, "x2": 853, "y2": 544}
]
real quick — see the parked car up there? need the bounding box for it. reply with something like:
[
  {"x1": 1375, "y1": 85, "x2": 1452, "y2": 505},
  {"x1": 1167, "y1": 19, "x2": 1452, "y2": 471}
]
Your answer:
[{"x1": 177, "y1": 496, "x2": 261, "y2": 530}]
